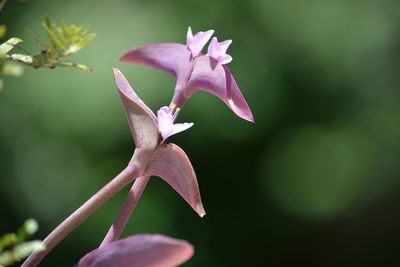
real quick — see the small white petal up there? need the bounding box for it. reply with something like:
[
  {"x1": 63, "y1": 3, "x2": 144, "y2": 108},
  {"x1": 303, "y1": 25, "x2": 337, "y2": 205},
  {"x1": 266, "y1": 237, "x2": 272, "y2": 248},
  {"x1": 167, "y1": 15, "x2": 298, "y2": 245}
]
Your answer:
[
  {"x1": 219, "y1": 54, "x2": 233, "y2": 65},
  {"x1": 187, "y1": 28, "x2": 214, "y2": 57},
  {"x1": 157, "y1": 107, "x2": 174, "y2": 140},
  {"x1": 157, "y1": 107, "x2": 194, "y2": 142},
  {"x1": 219, "y1": 40, "x2": 232, "y2": 53},
  {"x1": 207, "y1": 37, "x2": 233, "y2": 64},
  {"x1": 172, "y1": 122, "x2": 194, "y2": 136},
  {"x1": 186, "y1": 27, "x2": 193, "y2": 46},
  {"x1": 207, "y1": 37, "x2": 220, "y2": 60}
]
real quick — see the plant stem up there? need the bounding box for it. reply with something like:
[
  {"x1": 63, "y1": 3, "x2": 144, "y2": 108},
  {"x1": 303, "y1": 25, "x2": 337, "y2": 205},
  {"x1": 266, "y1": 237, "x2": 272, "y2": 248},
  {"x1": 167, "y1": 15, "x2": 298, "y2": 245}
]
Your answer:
[
  {"x1": 100, "y1": 176, "x2": 150, "y2": 247},
  {"x1": 21, "y1": 165, "x2": 139, "y2": 267}
]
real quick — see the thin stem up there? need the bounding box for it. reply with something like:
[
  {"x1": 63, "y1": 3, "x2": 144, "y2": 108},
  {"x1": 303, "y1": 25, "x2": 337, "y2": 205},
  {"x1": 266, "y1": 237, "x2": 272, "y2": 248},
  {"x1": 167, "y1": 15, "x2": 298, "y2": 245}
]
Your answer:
[
  {"x1": 100, "y1": 176, "x2": 150, "y2": 247},
  {"x1": 21, "y1": 165, "x2": 139, "y2": 267}
]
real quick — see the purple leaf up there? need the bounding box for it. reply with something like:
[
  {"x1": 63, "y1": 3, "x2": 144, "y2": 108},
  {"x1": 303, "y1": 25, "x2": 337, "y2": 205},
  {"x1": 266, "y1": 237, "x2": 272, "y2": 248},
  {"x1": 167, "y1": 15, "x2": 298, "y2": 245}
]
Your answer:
[
  {"x1": 77, "y1": 234, "x2": 194, "y2": 267},
  {"x1": 187, "y1": 56, "x2": 254, "y2": 122},
  {"x1": 119, "y1": 44, "x2": 193, "y2": 90},
  {"x1": 119, "y1": 29, "x2": 254, "y2": 122},
  {"x1": 145, "y1": 143, "x2": 206, "y2": 217},
  {"x1": 114, "y1": 69, "x2": 204, "y2": 218},
  {"x1": 113, "y1": 68, "x2": 159, "y2": 164}
]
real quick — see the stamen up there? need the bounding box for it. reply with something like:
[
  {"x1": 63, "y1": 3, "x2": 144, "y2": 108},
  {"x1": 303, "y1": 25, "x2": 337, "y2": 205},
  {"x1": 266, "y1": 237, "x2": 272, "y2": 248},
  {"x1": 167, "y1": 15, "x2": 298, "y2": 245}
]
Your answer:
[{"x1": 172, "y1": 107, "x2": 180, "y2": 121}]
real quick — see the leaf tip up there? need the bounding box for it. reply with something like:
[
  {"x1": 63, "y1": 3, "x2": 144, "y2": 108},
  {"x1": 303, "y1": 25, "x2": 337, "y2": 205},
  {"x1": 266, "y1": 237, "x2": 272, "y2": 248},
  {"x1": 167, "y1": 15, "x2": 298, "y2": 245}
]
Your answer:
[
  {"x1": 196, "y1": 203, "x2": 206, "y2": 218},
  {"x1": 112, "y1": 67, "x2": 121, "y2": 76},
  {"x1": 247, "y1": 114, "x2": 255, "y2": 123}
]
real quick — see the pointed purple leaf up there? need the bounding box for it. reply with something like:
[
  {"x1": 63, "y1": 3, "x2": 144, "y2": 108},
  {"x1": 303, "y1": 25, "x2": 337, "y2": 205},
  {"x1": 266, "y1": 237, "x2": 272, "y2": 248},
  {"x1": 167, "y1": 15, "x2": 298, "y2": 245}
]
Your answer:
[
  {"x1": 77, "y1": 234, "x2": 194, "y2": 267},
  {"x1": 113, "y1": 69, "x2": 159, "y2": 155},
  {"x1": 145, "y1": 143, "x2": 205, "y2": 217},
  {"x1": 187, "y1": 55, "x2": 254, "y2": 122},
  {"x1": 119, "y1": 44, "x2": 193, "y2": 89}
]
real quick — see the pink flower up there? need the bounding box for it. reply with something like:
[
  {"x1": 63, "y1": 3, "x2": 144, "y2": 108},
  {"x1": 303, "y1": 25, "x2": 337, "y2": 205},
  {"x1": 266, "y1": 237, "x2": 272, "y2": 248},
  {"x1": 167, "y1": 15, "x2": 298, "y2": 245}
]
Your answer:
[
  {"x1": 157, "y1": 106, "x2": 193, "y2": 142},
  {"x1": 119, "y1": 27, "x2": 254, "y2": 122},
  {"x1": 186, "y1": 26, "x2": 214, "y2": 58},
  {"x1": 207, "y1": 37, "x2": 233, "y2": 64},
  {"x1": 76, "y1": 234, "x2": 194, "y2": 267}
]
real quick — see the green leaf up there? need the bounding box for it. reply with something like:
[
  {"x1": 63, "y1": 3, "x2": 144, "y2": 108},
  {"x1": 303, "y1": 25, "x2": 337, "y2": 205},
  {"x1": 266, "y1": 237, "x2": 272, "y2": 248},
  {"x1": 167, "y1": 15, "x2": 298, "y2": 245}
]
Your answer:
[
  {"x1": 0, "y1": 219, "x2": 44, "y2": 266},
  {"x1": 17, "y1": 219, "x2": 39, "y2": 242},
  {"x1": 2, "y1": 17, "x2": 95, "y2": 73},
  {"x1": 0, "y1": 61, "x2": 24, "y2": 76},
  {"x1": 6, "y1": 53, "x2": 33, "y2": 65},
  {"x1": 0, "y1": 38, "x2": 23, "y2": 56},
  {"x1": 38, "y1": 17, "x2": 96, "y2": 58},
  {"x1": 0, "y1": 234, "x2": 18, "y2": 252},
  {"x1": 0, "y1": 241, "x2": 45, "y2": 266},
  {"x1": 42, "y1": 18, "x2": 64, "y2": 50}
]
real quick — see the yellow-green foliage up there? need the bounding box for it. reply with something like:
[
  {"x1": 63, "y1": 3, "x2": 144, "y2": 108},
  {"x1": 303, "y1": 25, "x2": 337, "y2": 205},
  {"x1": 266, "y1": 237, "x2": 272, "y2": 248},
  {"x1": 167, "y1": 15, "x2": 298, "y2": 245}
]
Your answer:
[
  {"x1": 0, "y1": 219, "x2": 45, "y2": 267},
  {"x1": 0, "y1": 17, "x2": 96, "y2": 89},
  {"x1": 0, "y1": 17, "x2": 95, "y2": 73}
]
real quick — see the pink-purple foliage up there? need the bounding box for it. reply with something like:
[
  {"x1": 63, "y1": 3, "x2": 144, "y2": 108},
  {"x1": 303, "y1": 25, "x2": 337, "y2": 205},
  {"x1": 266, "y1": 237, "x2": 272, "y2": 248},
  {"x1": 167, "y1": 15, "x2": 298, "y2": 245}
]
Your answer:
[
  {"x1": 22, "y1": 27, "x2": 253, "y2": 267},
  {"x1": 77, "y1": 234, "x2": 193, "y2": 267},
  {"x1": 120, "y1": 27, "x2": 254, "y2": 122},
  {"x1": 113, "y1": 68, "x2": 205, "y2": 217}
]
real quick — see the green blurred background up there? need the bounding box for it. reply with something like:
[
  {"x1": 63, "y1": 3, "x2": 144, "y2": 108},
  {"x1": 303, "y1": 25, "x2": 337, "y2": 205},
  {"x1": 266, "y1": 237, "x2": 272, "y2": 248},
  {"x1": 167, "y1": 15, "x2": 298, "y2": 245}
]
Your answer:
[{"x1": 1, "y1": 0, "x2": 400, "y2": 266}]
